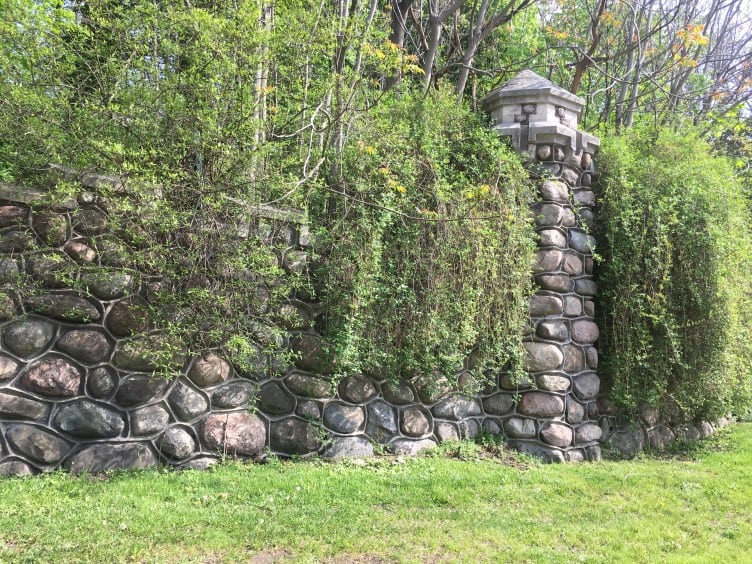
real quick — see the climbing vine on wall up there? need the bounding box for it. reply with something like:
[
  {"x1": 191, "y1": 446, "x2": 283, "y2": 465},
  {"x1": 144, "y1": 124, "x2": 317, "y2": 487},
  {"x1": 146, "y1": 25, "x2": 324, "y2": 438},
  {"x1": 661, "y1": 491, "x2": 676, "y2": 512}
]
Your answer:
[{"x1": 310, "y1": 90, "x2": 536, "y2": 384}]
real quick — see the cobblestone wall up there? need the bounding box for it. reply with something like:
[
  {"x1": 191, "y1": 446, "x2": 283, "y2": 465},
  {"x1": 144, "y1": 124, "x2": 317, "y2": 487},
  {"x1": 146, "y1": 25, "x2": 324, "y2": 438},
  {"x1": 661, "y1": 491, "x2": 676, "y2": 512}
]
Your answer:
[{"x1": 0, "y1": 166, "x2": 570, "y2": 475}]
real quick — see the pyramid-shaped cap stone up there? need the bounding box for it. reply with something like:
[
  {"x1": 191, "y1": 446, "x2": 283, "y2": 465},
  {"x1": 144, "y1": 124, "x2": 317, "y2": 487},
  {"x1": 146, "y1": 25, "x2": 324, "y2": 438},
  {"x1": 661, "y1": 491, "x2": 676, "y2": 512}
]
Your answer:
[{"x1": 486, "y1": 70, "x2": 583, "y2": 106}]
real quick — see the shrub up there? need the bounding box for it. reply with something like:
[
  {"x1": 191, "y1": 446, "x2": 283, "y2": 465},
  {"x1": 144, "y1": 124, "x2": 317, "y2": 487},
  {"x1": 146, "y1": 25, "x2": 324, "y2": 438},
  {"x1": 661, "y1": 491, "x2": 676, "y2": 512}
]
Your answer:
[{"x1": 597, "y1": 126, "x2": 752, "y2": 422}]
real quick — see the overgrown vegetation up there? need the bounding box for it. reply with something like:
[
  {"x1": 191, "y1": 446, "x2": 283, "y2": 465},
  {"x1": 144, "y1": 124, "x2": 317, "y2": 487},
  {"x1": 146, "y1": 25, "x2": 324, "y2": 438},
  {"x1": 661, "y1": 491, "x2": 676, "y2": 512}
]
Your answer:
[
  {"x1": 596, "y1": 127, "x2": 752, "y2": 422},
  {"x1": 0, "y1": 424, "x2": 750, "y2": 561},
  {"x1": 314, "y1": 91, "x2": 536, "y2": 380}
]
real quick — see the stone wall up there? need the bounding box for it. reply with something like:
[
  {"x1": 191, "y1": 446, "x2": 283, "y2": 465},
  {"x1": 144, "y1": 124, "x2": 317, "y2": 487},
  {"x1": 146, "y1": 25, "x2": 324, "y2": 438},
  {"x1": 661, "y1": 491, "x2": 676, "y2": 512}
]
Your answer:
[{"x1": 0, "y1": 166, "x2": 567, "y2": 475}]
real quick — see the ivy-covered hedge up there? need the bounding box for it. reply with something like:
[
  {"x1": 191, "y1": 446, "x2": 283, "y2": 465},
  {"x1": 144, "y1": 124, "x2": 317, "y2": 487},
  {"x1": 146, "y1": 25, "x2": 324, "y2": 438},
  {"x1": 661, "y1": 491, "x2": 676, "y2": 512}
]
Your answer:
[
  {"x1": 310, "y1": 89, "x2": 536, "y2": 384},
  {"x1": 597, "y1": 127, "x2": 752, "y2": 423}
]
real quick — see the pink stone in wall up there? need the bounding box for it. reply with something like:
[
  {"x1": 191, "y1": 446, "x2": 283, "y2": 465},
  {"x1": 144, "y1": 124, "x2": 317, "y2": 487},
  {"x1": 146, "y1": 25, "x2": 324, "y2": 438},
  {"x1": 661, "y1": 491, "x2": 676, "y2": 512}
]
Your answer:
[{"x1": 20, "y1": 357, "x2": 82, "y2": 397}]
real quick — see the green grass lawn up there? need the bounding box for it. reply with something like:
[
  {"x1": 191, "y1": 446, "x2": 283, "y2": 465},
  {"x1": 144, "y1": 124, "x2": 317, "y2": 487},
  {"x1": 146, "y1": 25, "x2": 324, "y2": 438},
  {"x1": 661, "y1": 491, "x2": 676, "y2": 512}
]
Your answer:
[{"x1": 1, "y1": 424, "x2": 751, "y2": 563}]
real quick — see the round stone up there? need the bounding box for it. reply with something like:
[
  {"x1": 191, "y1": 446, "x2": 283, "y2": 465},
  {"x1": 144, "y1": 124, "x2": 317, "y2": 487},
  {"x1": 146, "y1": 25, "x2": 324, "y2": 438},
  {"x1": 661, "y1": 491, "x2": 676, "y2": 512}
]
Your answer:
[
  {"x1": 168, "y1": 380, "x2": 209, "y2": 421},
  {"x1": 571, "y1": 320, "x2": 600, "y2": 344},
  {"x1": 269, "y1": 417, "x2": 321, "y2": 455},
  {"x1": 435, "y1": 422, "x2": 459, "y2": 442},
  {"x1": 24, "y1": 293, "x2": 101, "y2": 323},
  {"x1": 3, "y1": 319, "x2": 55, "y2": 358},
  {"x1": 566, "y1": 400, "x2": 586, "y2": 424},
  {"x1": 560, "y1": 167, "x2": 579, "y2": 186},
  {"x1": 400, "y1": 407, "x2": 432, "y2": 437},
  {"x1": 585, "y1": 347, "x2": 598, "y2": 369},
  {"x1": 536, "y1": 321, "x2": 568, "y2": 341},
  {"x1": 537, "y1": 374, "x2": 570, "y2": 392},
  {"x1": 539, "y1": 181, "x2": 569, "y2": 203},
  {"x1": 57, "y1": 329, "x2": 112, "y2": 363},
  {"x1": 284, "y1": 371, "x2": 333, "y2": 399},
  {"x1": 534, "y1": 250, "x2": 563, "y2": 273},
  {"x1": 73, "y1": 206, "x2": 108, "y2": 235},
  {"x1": 523, "y1": 342, "x2": 563, "y2": 372},
  {"x1": 203, "y1": 412, "x2": 267, "y2": 457},
  {"x1": 113, "y1": 335, "x2": 185, "y2": 372},
  {"x1": 0, "y1": 392, "x2": 49, "y2": 420},
  {"x1": 482, "y1": 393, "x2": 515, "y2": 415},
  {"x1": 563, "y1": 296, "x2": 582, "y2": 317},
  {"x1": 581, "y1": 153, "x2": 593, "y2": 169},
  {"x1": 562, "y1": 344, "x2": 585, "y2": 372},
  {"x1": 159, "y1": 427, "x2": 196, "y2": 460},
  {"x1": 323, "y1": 403, "x2": 365, "y2": 434},
  {"x1": 338, "y1": 374, "x2": 378, "y2": 403},
  {"x1": 0, "y1": 205, "x2": 27, "y2": 227},
  {"x1": 258, "y1": 381, "x2": 296, "y2": 414},
  {"x1": 365, "y1": 400, "x2": 398, "y2": 442},
  {"x1": 390, "y1": 438, "x2": 437, "y2": 455},
  {"x1": 573, "y1": 372, "x2": 600, "y2": 400},
  {"x1": 323, "y1": 436, "x2": 374, "y2": 459},
  {"x1": 575, "y1": 423, "x2": 603, "y2": 444},
  {"x1": 53, "y1": 399, "x2": 125, "y2": 438},
  {"x1": 499, "y1": 372, "x2": 533, "y2": 390},
  {"x1": 0, "y1": 355, "x2": 20, "y2": 381},
  {"x1": 569, "y1": 230, "x2": 596, "y2": 254},
  {"x1": 504, "y1": 417, "x2": 537, "y2": 439},
  {"x1": 211, "y1": 381, "x2": 255, "y2": 409},
  {"x1": 130, "y1": 403, "x2": 171, "y2": 435},
  {"x1": 382, "y1": 380, "x2": 415, "y2": 404},
  {"x1": 115, "y1": 375, "x2": 170, "y2": 406},
  {"x1": 32, "y1": 213, "x2": 69, "y2": 246},
  {"x1": 534, "y1": 203, "x2": 564, "y2": 227},
  {"x1": 563, "y1": 253, "x2": 583, "y2": 275},
  {"x1": 106, "y1": 299, "x2": 150, "y2": 336},
  {"x1": 289, "y1": 332, "x2": 331, "y2": 374},
  {"x1": 64, "y1": 240, "x2": 97, "y2": 263},
  {"x1": 431, "y1": 396, "x2": 481, "y2": 419},
  {"x1": 88, "y1": 366, "x2": 117, "y2": 398},
  {"x1": 482, "y1": 418, "x2": 502, "y2": 437},
  {"x1": 6, "y1": 424, "x2": 70, "y2": 464},
  {"x1": 584, "y1": 300, "x2": 595, "y2": 316},
  {"x1": 413, "y1": 373, "x2": 452, "y2": 403},
  {"x1": 518, "y1": 392, "x2": 565, "y2": 417},
  {"x1": 95, "y1": 237, "x2": 131, "y2": 268},
  {"x1": 536, "y1": 144, "x2": 552, "y2": 161},
  {"x1": 461, "y1": 418, "x2": 481, "y2": 440},
  {"x1": 20, "y1": 357, "x2": 81, "y2": 397},
  {"x1": 0, "y1": 228, "x2": 35, "y2": 252},
  {"x1": 574, "y1": 190, "x2": 596, "y2": 207},
  {"x1": 296, "y1": 400, "x2": 321, "y2": 419},
  {"x1": 538, "y1": 229, "x2": 567, "y2": 248},
  {"x1": 64, "y1": 443, "x2": 157, "y2": 473},
  {"x1": 0, "y1": 292, "x2": 19, "y2": 321},
  {"x1": 0, "y1": 461, "x2": 36, "y2": 477},
  {"x1": 575, "y1": 279, "x2": 598, "y2": 296},
  {"x1": 540, "y1": 422, "x2": 573, "y2": 448},
  {"x1": 81, "y1": 271, "x2": 135, "y2": 300},
  {"x1": 188, "y1": 352, "x2": 232, "y2": 387},
  {"x1": 27, "y1": 254, "x2": 74, "y2": 288},
  {"x1": 529, "y1": 295, "x2": 563, "y2": 316},
  {"x1": 0, "y1": 258, "x2": 19, "y2": 284}
]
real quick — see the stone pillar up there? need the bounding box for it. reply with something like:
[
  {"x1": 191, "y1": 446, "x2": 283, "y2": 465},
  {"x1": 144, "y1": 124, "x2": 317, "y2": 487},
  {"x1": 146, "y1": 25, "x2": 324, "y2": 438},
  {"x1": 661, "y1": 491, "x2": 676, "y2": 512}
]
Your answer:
[{"x1": 483, "y1": 70, "x2": 602, "y2": 462}]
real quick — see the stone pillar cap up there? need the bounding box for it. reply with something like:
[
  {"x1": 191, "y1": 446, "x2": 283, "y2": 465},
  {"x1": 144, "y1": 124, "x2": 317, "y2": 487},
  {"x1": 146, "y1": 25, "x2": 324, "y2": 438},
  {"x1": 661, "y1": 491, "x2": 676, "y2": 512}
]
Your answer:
[{"x1": 482, "y1": 69, "x2": 585, "y2": 115}]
